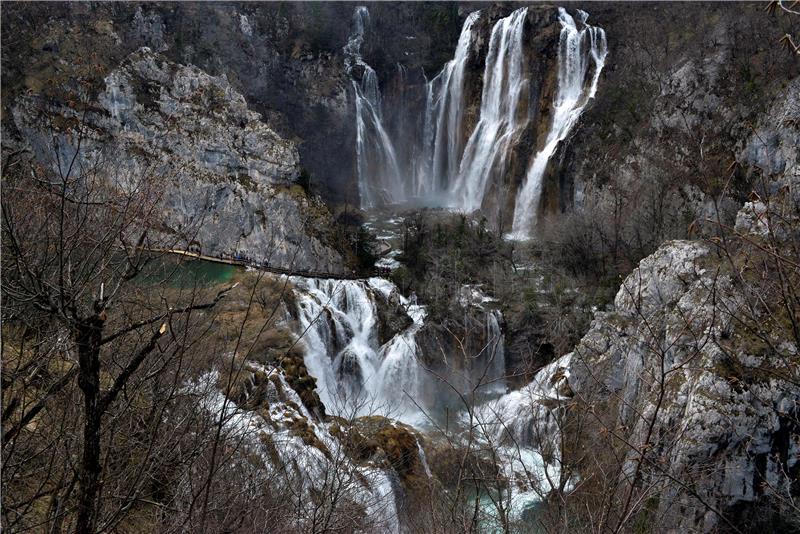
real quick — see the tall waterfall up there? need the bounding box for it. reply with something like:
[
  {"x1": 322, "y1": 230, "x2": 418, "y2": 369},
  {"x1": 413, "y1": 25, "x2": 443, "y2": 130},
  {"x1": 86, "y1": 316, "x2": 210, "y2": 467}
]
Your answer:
[
  {"x1": 345, "y1": 7, "x2": 404, "y2": 208},
  {"x1": 509, "y1": 9, "x2": 607, "y2": 238},
  {"x1": 346, "y1": 6, "x2": 607, "y2": 237},
  {"x1": 293, "y1": 277, "x2": 427, "y2": 424},
  {"x1": 414, "y1": 11, "x2": 481, "y2": 198},
  {"x1": 449, "y1": 8, "x2": 530, "y2": 212}
]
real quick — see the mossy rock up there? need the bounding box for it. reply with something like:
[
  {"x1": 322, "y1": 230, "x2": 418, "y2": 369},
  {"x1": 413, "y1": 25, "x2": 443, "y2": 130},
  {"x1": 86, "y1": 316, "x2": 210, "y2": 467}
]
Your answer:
[
  {"x1": 279, "y1": 352, "x2": 326, "y2": 418},
  {"x1": 287, "y1": 415, "x2": 330, "y2": 458},
  {"x1": 341, "y1": 416, "x2": 426, "y2": 483},
  {"x1": 375, "y1": 425, "x2": 419, "y2": 478},
  {"x1": 217, "y1": 361, "x2": 272, "y2": 411}
]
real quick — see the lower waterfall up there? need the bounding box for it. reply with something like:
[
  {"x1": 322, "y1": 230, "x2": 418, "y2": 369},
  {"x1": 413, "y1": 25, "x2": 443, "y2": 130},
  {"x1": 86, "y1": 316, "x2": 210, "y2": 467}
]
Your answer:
[
  {"x1": 293, "y1": 277, "x2": 427, "y2": 425},
  {"x1": 287, "y1": 273, "x2": 571, "y2": 521},
  {"x1": 471, "y1": 353, "x2": 575, "y2": 522}
]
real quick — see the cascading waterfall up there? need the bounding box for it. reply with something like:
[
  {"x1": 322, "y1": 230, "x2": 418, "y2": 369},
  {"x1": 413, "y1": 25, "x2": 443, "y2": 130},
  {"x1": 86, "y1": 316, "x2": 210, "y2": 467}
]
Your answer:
[
  {"x1": 192, "y1": 366, "x2": 401, "y2": 532},
  {"x1": 449, "y1": 7, "x2": 530, "y2": 211},
  {"x1": 414, "y1": 11, "x2": 481, "y2": 198},
  {"x1": 346, "y1": 6, "x2": 533, "y2": 212},
  {"x1": 346, "y1": 7, "x2": 405, "y2": 208},
  {"x1": 347, "y1": 6, "x2": 607, "y2": 238},
  {"x1": 471, "y1": 353, "x2": 575, "y2": 519},
  {"x1": 293, "y1": 277, "x2": 427, "y2": 425},
  {"x1": 485, "y1": 310, "x2": 506, "y2": 391},
  {"x1": 509, "y1": 8, "x2": 607, "y2": 238}
]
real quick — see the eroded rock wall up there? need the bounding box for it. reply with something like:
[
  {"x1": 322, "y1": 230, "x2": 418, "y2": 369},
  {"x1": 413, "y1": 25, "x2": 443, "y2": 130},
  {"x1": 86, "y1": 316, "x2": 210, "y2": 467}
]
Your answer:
[{"x1": 11, "y1": 48, "x2": 347, "y2": 272}]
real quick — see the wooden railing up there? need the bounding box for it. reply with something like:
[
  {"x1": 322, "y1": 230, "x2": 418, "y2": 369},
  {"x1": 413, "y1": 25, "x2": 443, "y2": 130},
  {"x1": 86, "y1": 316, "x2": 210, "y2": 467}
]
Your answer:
[{"x1": 155, "y1": 249, "x2": 388, "y2": 280}]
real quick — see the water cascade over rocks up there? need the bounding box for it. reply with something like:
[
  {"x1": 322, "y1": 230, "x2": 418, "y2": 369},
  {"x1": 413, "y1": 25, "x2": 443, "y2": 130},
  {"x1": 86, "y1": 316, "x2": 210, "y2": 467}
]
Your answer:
[
  {"x1": 290, "y1": 277, "x2": 513, "y2": 424},
  {"x1": 346, "y1": 6, "x2": 607, "y2": 239},
  {"x1": 509, "y1": 8, "x2": 607, "y2": 238},
  {"x1": 191, "y1": 365, "x2": 401, "y2": 532},
  {"x1": 413, "y1": 11, "x2": 481, "y2": 199},
  {"x1": 471, "y1": 354, "x2": 575, "y2": 520},
  {"x1": 449, "y1": 7, "x2": 531, "y2": 212},
  {"x1": 301, "y1": 7, "x2": 607, "y2": 523},
  {"x1": 293, "y1": 277, "x2": 428, "y2": 425}
]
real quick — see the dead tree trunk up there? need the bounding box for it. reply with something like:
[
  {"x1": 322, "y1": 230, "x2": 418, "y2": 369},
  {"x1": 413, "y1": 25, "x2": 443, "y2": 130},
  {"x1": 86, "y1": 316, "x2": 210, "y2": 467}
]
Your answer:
[{"x1": 75, "y1": 308, "x2": 105, "y2": 534}]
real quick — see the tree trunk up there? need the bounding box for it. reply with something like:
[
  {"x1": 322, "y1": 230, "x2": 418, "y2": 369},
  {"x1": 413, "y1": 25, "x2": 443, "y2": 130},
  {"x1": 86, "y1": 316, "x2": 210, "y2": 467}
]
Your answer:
[{"x1": 75, "y1": 313, "x2": 105, "y2": 534}]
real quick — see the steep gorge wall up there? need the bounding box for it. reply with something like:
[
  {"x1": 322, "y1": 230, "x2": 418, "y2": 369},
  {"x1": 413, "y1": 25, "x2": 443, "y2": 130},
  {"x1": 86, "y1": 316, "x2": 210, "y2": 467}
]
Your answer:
[
  {"x1": 1, "y1": 2, "x2": 467, "y2": 205},
  {"x1": 7, "y1": 47, "x2": 347, "y2": 272}
]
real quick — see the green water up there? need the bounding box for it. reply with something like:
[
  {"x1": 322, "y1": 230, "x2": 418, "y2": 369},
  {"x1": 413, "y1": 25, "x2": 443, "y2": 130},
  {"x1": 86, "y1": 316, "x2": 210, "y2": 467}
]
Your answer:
[
  {"x1": 135, "y1": 255, "x2": 239, "y2": 288},
  {"x1": 476, "y1": 491, "x2": 547, "y2": 534}
]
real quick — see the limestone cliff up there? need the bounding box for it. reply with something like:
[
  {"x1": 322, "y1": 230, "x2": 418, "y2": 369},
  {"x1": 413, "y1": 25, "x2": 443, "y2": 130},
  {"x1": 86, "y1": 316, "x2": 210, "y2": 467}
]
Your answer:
[
  {"x1": 10, "y1": 48, "x2": 347, "y2": 272},
  {"x1": 521, "y1": 76, "x2": 800, "y2": 531}
]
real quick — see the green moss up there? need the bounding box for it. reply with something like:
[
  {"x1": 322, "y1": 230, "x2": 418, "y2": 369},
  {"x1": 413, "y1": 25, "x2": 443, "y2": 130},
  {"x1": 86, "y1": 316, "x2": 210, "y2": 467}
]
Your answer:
[
  {"x1": 258, "y1": 431, "x2": 284, "y2": 468},
  {"x1": 632, "y1": 495, "x2": 660, "y2": 534},
  {"x1": 279, "y1": 350, "x2": 326, "y2": 417}
]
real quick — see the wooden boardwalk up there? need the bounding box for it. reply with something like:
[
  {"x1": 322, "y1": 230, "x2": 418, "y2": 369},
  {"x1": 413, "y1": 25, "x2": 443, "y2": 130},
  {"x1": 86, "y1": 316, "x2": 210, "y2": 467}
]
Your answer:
[{"x1": 157, "y1": 249, "x2": 381, "y2": 280}]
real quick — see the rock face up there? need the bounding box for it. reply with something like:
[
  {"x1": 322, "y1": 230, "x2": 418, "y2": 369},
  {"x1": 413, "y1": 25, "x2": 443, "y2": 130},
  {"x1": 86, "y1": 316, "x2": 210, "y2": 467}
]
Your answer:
[
  {"x1": 543, "y1": 229, "x2": 798, "y2": 530},
  {"x1": 0, "y1": 3, "x2": 466, "y2": 205},
  {"x1": 12, "y1": 48, "x2": 346, "y2": 273},
  {"x1": 508, "y1": 83, "x2": 799, "y2": 527},
  {"x1": 558, "y1": 3, "x2": 799, "y2": 233}
]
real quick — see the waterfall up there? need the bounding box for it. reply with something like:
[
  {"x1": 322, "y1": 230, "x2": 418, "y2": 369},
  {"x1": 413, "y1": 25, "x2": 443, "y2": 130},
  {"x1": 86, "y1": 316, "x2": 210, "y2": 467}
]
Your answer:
[
  {"x1": 449, "y1": 7, "x2": 530, "y2": 212},
  {"x1": 346, "y1": 7, "x2": 405, "y2": 208},
  {"x1": 346, "y1": 6, "x2": 608, "y2": 236},
  {"x1": 191, "y1": 366, "x2": 402, "y2": 532},
  {"x1": 416, "y1": 11, "x2": 481, "y2": 198},
  {"x1": 347, "y1": 7, "x2": 482, "y2": 206},
  {"x1": 470, "y1": 353, "x2": 575, "y2": 519},
  {"x1": 509, "y1": 8, "x2": 607, "y2": 239},
  {"x1": 485, "y1": 310, "x2": 506, "y2": 391},
  {"x1": 293, "y1": 277, "x2": 427, "y2": 425}
]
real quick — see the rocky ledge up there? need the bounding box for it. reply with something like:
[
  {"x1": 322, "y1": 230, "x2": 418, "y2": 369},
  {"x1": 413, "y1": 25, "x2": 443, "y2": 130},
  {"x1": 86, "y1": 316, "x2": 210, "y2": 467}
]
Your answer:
[{"x1": 11, "y1": 47, "x2": 347, "y2": 273}]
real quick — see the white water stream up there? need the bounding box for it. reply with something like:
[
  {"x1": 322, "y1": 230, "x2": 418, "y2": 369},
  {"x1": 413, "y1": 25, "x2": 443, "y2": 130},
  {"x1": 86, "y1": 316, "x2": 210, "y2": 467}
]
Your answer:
[
  {"x1": 509, "y1": 9, "x2": 607, "y2": 238},
  {"x1": 346, "y1": 7, "x2": 405, "y2": 208},
  {"x1": 293, "y1": 277, "x2": 428, "y2": 425},
  {"x1": 414, "y1": 11, "x2": 481, "y2": 199},
  {"x1": 449, "y1": 7, "x2": 530, "y2": 212}
]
